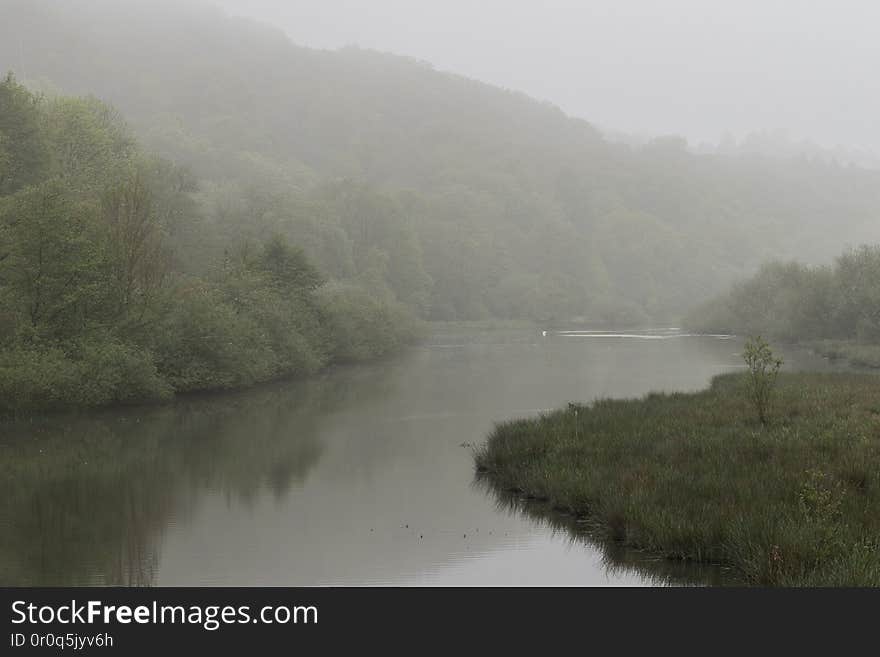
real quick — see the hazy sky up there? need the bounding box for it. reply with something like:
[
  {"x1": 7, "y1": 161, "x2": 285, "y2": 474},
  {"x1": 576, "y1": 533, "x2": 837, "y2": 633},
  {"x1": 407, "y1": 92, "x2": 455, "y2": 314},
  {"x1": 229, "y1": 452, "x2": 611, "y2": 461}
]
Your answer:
[{"x1": 209, "y1": 0, "x2": 879, "y2": 154}]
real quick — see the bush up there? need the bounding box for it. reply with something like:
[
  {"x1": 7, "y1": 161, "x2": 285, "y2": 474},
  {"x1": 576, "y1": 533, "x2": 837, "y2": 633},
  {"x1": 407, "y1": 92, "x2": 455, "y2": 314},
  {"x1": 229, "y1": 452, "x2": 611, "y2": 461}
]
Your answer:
[
  {"x1": 686, "y1": 246, "x2": 880, "y2": 351},
  {"x1": 219, "y1": 267, "x2": 327, "y2": 376},
  {"x1": 0, "y1": 346, "x2": 81, "y2": 414},
  {"x1": 151, "y1": 286, "x2": 277, "y2": 392},
  {"x1": 0, "y1": 339, "x2": 170, "y2": 414},
  {"x1": 318, "y1": 282, "x2": 420, "y2": 362},
  {"x1": 72, "y1": 337, "x2": 172, "y2": 405},
  {"x1": 742, "y1": 336, "x2": 783, "y2": 425}
]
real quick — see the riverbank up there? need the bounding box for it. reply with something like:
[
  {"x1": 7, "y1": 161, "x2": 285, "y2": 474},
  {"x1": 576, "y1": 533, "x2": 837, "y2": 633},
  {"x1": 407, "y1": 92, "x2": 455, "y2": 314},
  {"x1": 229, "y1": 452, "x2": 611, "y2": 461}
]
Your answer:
[
  {"x1": 0, "y1": 76, "x2": 430, "y2": 418},
  {"x1": 807, "y1": 340, "x2": 880, "y2": 369},
  {"x1": 0, "y1": 311, "x2": 423, "y2": 418},
  {"x1": 475, "y1": 371, "x2": 880, "y2": 586}
]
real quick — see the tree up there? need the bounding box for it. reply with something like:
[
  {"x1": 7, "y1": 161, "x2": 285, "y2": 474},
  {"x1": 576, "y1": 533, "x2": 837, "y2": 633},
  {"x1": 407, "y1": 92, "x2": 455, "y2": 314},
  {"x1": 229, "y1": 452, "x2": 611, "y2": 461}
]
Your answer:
[
  {"x1": 742, "y1": 336, "x2": 783, "y2": 425},
  {"x1": 835, "y1": 246, "x2": 880, "y2": 342},
  {"x1": 255, "y1": 234, "x2": 324, "y2": 293},
  {"x1": 0, "y1": 73, "x2": 47, "y2": 195},
  {"x1": 100, "y1": 167, "x2": 169, "y2": 322},
  {"x1": 42, "y1": 95, "x2": 136, "y2": 193},
  {"x1": 0, "y1": 180, "x2": 100, "y2": 337}
]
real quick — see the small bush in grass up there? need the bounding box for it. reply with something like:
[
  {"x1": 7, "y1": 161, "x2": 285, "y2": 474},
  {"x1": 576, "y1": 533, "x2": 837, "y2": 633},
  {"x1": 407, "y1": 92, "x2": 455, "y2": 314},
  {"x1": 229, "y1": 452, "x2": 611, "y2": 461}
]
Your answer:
[
  {"x1": 743, "y1": 335, "x2": 783, "y2": 425},
  {"x1": 798, "y1": 469, "x2": 846, "y2": 568}
]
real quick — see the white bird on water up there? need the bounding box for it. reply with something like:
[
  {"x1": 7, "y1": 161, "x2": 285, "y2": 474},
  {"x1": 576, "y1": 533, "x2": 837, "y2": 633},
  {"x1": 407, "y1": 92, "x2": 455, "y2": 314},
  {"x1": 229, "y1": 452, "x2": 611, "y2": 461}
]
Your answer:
[{"x1": 542, "y1": 330, "x2": 547, "y2": 337}]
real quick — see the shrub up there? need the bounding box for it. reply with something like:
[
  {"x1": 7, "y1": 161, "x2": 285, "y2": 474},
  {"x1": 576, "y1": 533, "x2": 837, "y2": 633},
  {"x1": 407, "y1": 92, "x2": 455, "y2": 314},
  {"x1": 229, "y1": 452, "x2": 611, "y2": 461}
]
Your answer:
[
  {"x1": 151, "y1": 286, "x2": 277, "y2": 391},
  {"x1": 72, "y1": 337, "x2": 172, "y2": 405},
  {"x1": 318, "y1": 282, "x2": 420, "y2": 362},
  {"x1": 742, "y1": 335, "x2": 783, "y2": 425},
  {"x1": 0, "y1": 339, "x2": 170, "y2": 414},
  {"x1": 0, "y1": 346, "x2": 81, "y2": 414}
]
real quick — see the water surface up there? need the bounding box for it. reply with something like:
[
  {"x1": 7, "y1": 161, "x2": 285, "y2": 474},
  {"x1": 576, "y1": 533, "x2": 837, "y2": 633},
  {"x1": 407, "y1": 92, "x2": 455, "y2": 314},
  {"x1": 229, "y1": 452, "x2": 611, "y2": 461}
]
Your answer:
[{"x1": 0, "y1": 328, "x2": 840, "y2": 586}]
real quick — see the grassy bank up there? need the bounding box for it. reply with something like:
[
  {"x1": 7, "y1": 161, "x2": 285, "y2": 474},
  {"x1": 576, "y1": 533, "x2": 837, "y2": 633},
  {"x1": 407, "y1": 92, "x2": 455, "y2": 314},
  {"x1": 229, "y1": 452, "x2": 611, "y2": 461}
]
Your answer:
[
  {"x1": 475, "y1": 371, "x2": 880, "y2": 586},
  {"x1": 807, "y1": 340, "x2": 880, "y2": 369}
]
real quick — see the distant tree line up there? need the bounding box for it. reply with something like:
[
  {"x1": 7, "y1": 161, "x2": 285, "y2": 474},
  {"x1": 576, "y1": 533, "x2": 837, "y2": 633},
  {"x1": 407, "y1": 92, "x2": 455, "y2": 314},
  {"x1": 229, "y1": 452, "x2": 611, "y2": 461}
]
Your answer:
[
  {"x1": 4, "y1": 0, "x2": 880, "y2": 326},
  {"x1": 685, "y1": 245, "x2": 880, "y2": 344}
]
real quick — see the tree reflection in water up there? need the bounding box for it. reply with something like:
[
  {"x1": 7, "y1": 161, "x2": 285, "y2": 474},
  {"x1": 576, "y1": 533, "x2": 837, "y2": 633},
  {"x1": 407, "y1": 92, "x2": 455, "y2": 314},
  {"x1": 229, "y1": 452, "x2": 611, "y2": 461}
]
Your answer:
[{"x1": 0, "y1": 373, "x2": 385, "y2": 586}]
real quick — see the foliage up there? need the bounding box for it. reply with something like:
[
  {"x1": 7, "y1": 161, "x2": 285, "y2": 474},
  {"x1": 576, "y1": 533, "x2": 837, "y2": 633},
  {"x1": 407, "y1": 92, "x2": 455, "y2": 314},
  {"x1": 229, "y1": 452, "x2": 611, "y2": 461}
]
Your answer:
[
  {"x1": 687, "y1": 246, "x2": 880, "y2": 367},
  {"x1": 318, "y1": 281, "x2": 421, "y2": 362},
  {"x1": 0, "y1": 71, "x2": 47, "y2": 195},
  {"x1": 0, "y1": 74, "x2": 417, "y2": 413},
  {"x1": 0, "y1": 180, "x2": 100, "y2": 336},
  {"x1": 742, "y1": 336, "x2": 783, "y2": 425},
  {"x1": 5, "y1": 1, "x2": 880, "y2": 322},
  {"x1": 0, "y1": 338, "x2": 171, "y2": 414}
]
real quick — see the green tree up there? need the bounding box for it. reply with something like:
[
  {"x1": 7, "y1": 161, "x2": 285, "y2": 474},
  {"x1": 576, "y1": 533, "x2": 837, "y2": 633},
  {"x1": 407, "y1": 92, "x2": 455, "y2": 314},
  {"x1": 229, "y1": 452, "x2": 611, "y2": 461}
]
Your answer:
[
  {"x1": 41, "y1": 95, "x2": 136, "y2": 193},
  {"x1": 0, "y1": 180, "x2": 100, "y2": 337},
  {"x1": 742, "y1": 336, "x2": 783, "y2": 425},
  {"x1": 835, "y1": 246, "x2": 880, "y2": 342},
  {"x1": 100, "y1": 167, "x2": 169, "y2": 324},
  {"x1": 0, "y1": 73, "x2": 47, "y2": 195},
  {"x1": 255, "y1": 234, "x2": 324, "y2": 292}
]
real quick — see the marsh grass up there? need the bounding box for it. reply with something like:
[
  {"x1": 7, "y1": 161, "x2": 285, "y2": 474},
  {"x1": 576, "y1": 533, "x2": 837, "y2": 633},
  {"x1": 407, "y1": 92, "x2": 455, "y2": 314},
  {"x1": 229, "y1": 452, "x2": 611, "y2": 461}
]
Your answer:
[
  {"x1": 474, "y1": 371, "x2": 880, "y2": 586},
  {"x1": 473, "y1": 478, "x2": 730, "y2": 586}
]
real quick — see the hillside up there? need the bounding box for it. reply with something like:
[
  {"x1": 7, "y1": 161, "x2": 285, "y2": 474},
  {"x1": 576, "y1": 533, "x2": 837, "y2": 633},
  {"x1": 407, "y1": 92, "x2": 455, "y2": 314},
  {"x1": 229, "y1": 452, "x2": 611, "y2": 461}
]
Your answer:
[
  {"x1": 0, "y1": 73, "x2": 419, "y2": 412},
  {"x1": 3, "y1": 0, "x2": 880, "y2": 322}
]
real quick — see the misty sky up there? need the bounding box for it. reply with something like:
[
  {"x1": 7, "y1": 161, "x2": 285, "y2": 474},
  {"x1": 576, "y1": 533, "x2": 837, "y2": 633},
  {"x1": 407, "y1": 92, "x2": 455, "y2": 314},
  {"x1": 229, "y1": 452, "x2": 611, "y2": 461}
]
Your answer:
[{"x1": 210, "y1": 0, "x2": 880, "y2": 155}]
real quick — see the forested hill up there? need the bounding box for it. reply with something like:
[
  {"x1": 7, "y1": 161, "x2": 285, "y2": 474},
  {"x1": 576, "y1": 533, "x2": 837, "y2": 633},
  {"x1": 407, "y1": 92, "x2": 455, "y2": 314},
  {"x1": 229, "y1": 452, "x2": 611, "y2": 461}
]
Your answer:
[
  {"x1": 0, "y1": 73, "x2": 419, "y2": 413},
  {"x1": 4, "y1": 0, "x2": 880, "y2": 322}
]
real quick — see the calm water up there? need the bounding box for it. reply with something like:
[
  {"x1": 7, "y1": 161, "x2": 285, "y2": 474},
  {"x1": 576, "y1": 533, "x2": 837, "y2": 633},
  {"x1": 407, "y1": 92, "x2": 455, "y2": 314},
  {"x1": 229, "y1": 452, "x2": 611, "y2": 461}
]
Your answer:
[{"x1": 0, "y1": 328, "x2": 841, "y2": 586}]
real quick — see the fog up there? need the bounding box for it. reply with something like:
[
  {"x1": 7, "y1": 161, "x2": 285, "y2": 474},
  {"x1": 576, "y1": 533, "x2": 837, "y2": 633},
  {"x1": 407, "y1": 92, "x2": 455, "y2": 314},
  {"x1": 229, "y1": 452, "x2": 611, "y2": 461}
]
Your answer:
[
  {"x1": 5, "y1": 0, "x2": 880, "y2": 589},
  {"x1": 210, "y1": 0, "x2": 880, "y2": 156}
]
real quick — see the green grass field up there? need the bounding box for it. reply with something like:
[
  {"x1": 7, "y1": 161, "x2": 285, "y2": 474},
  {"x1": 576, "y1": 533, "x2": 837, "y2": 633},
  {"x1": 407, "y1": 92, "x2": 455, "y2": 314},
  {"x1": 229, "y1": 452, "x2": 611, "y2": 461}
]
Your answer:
[{"x1": 475, "y1": 372, "x2": 880, "y2": 585}]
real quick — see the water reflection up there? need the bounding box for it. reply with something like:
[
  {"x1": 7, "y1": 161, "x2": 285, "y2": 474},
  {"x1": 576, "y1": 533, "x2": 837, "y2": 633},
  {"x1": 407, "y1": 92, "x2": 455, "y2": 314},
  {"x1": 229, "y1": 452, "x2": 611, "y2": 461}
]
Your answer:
[
  {"x1": 473, "y1": 477, "x2": 729, "y2": 586},
  {"x1": 0, "y1": 380, "x2": 342, "y2": 585},
  {"x1": 0, "y1": 329, "x2": 843, "y2": 586}
]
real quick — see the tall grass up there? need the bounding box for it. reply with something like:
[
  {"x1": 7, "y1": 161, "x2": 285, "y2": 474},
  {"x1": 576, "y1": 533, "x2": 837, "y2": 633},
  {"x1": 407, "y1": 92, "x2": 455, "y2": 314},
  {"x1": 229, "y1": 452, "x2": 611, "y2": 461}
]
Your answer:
[{"x1": 475, "y1": 372, "x2": 880, "y2": 586}]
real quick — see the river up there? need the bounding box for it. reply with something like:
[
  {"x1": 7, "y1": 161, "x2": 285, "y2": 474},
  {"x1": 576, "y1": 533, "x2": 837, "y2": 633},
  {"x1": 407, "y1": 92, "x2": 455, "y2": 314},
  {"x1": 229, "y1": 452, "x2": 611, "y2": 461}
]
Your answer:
[{"x1": 0, "y1": 327, "x2": 842, "y2": 586}]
